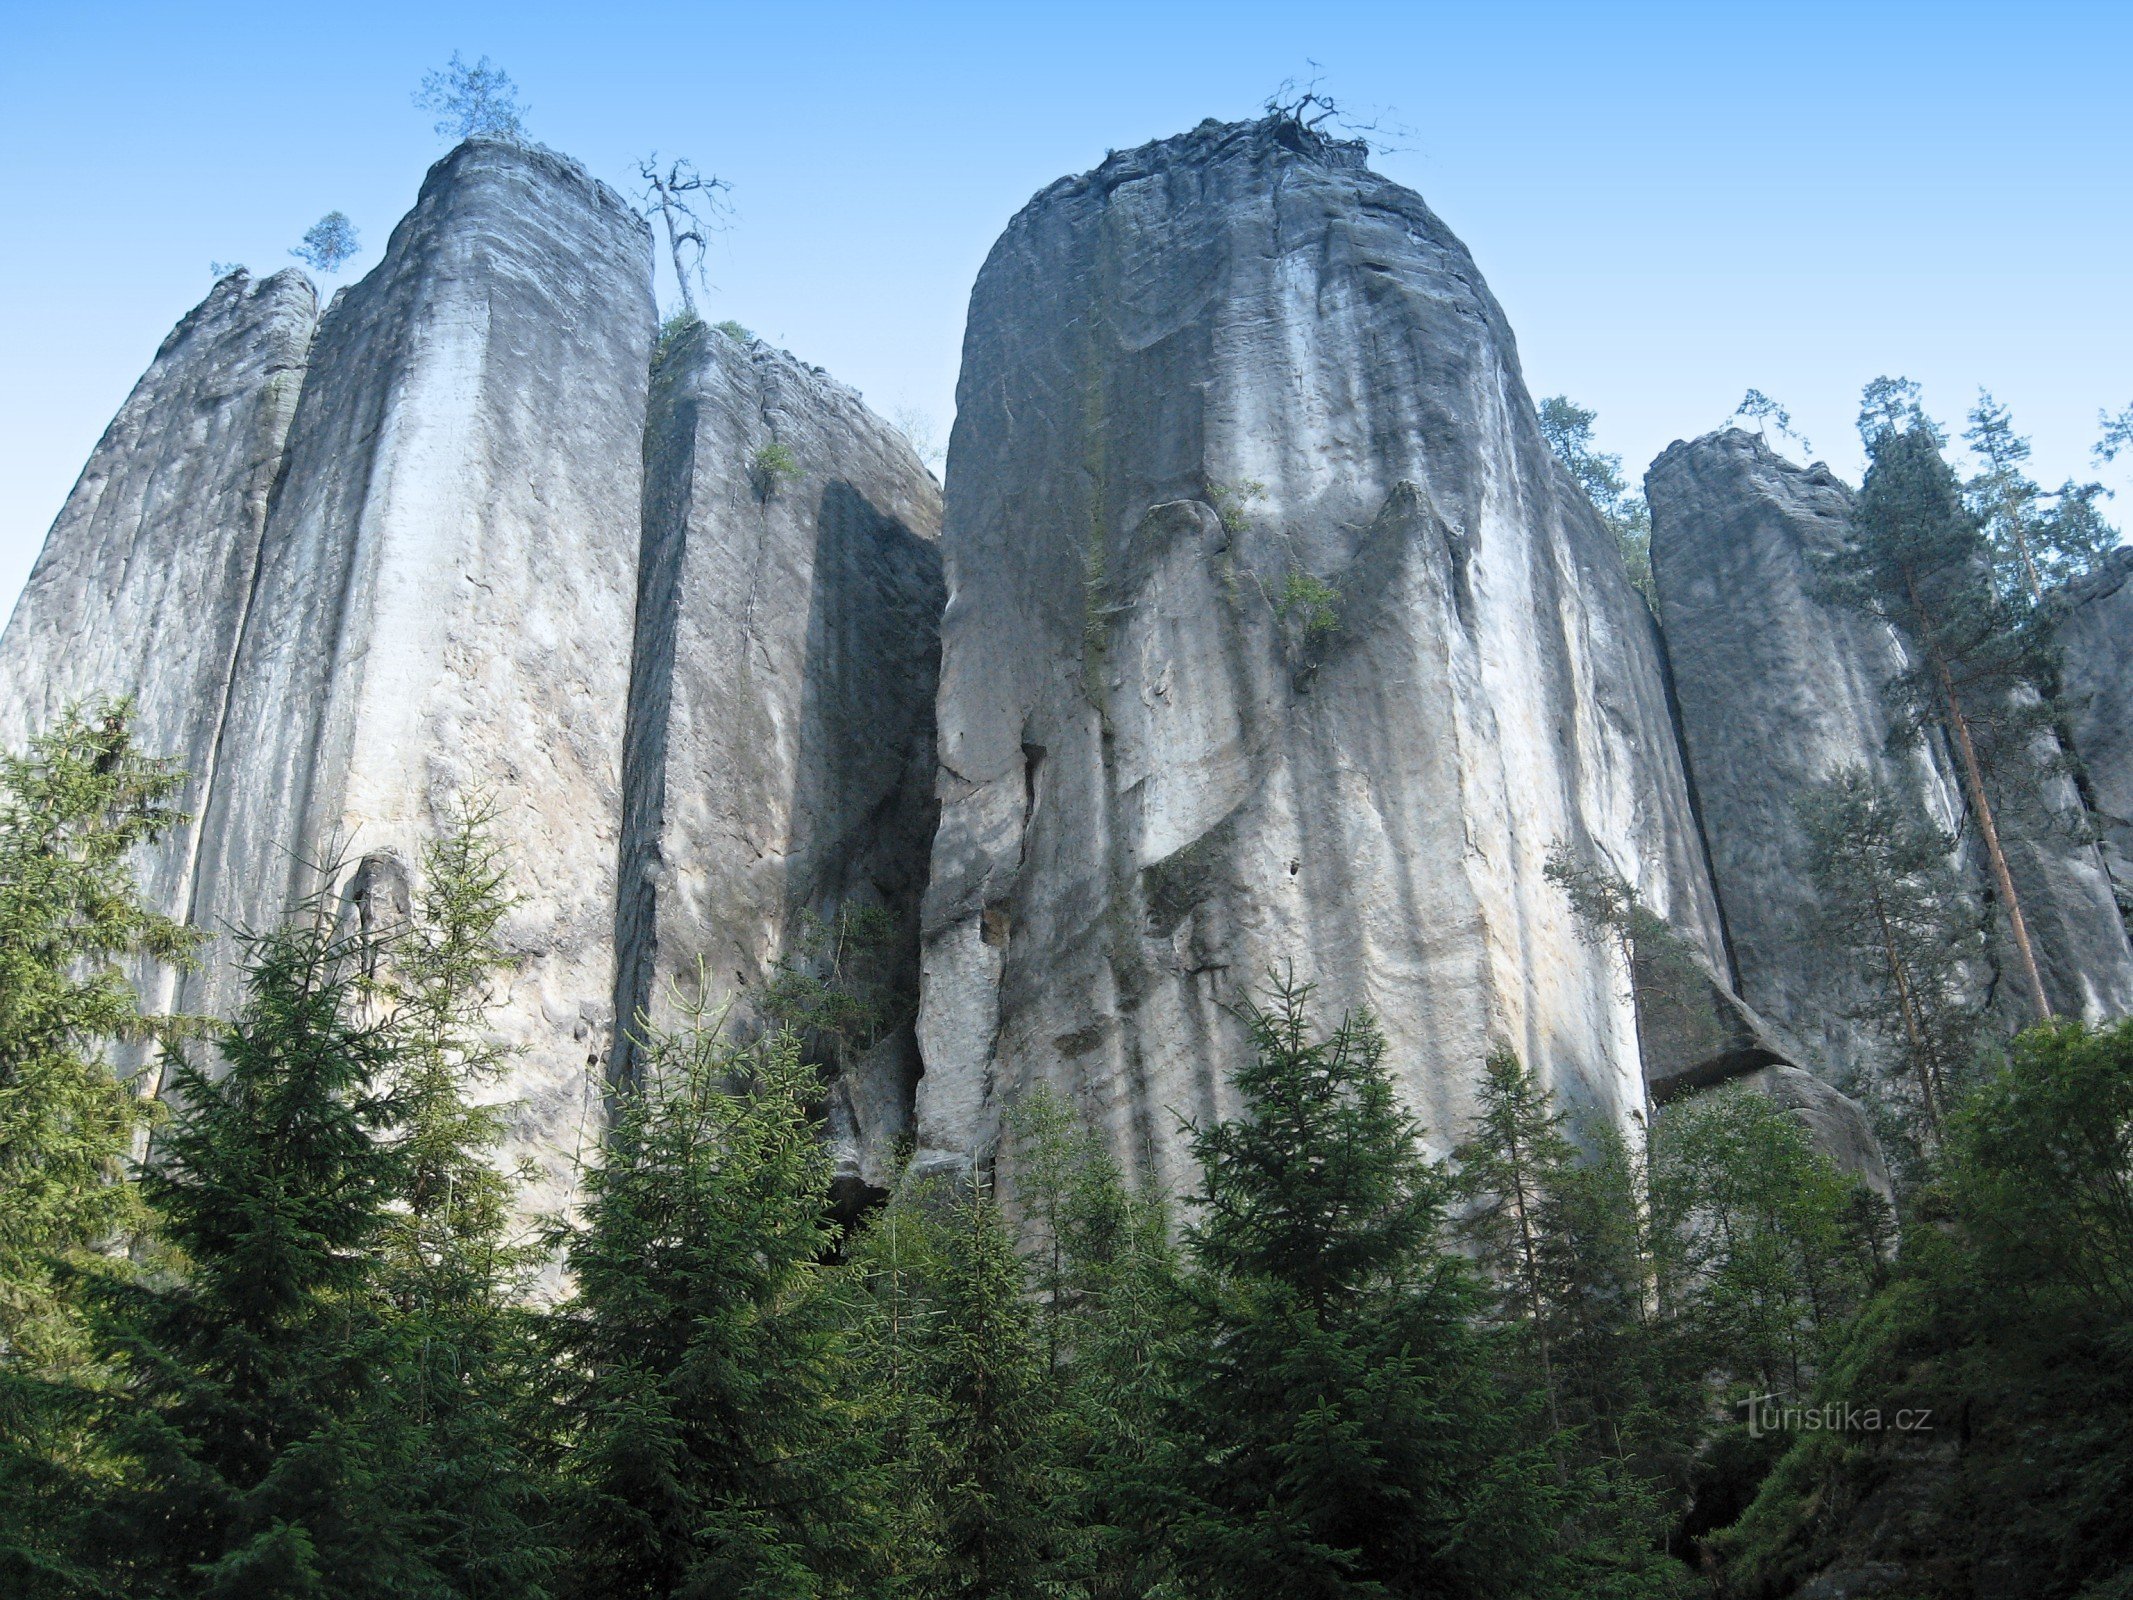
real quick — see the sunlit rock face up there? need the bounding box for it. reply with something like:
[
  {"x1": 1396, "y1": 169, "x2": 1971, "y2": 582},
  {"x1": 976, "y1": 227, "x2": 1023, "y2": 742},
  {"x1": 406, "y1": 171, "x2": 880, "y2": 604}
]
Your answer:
[
  {"x1": 1649, "y1": 429, "x2": 2133, "y2": 1071},
  {"x1": 180, "y1": 139, "x2": 657, "y2": 1212},
  {"x1": 2054, "y1": 547, "x2": 2133, "y2": 929},
  {"x1": 915, "y1": 114, "x2": 1731, "y2": 1195},
  {"x1": 618, "y1": 321, "x2": 943, "y2": 1199},
  {"x1": 0, "y1": 269, "x2": 318, "y2": 1050}
]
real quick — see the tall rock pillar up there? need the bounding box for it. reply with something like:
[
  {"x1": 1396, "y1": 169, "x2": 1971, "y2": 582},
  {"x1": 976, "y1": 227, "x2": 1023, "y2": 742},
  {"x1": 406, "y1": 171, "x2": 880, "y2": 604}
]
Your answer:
[
  {"x1": 915, "y1": 116, "x2": 1730, "y2": 1195},
  {"x1": 0, "y1": 271, "x2": 318, "y2": 1046},
  {"x1": 617, "y1": 323, "x2": 943, "y2": 1200},
  {"x1": 1648, "y1": 429, "x2": 2133, "y2": 1081},
  {"x1": 182, "y1": 140, "x2": 655, "y2": 1210}
]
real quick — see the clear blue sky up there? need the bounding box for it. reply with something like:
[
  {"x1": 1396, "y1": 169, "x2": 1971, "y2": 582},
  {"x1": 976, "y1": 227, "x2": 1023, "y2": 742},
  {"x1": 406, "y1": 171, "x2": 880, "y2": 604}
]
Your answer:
[{"x1": 4, "y1": 1, "x2": 2129, "y2": 618}]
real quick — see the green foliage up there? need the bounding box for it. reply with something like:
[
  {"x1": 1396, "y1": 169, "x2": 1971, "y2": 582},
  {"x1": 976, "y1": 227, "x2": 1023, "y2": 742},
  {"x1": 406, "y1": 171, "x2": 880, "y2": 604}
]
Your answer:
[
  {"x1": 651, "y1": 308, "x2": 700, "y2": 368},
  {"x1": 1543, "y1": 843, "x2": 1711, "y2": 1064},
  {"x1": 1964, "y1": 390, "x2": 2119, "y2": 603},
  {"x1": 1794, "y1": 768, "x2": 1986, "y2": 1161},
  {"x1": 1728, "y1": 389, "x2": 1812, "y2": 454},
  {"x1": 1159, "y1": 972, "x2": 1563, "y2": 1598},
  {"x1": 1204, "y1": 479, "x2": 1265, "y2": 539},
  {"x1": 759, "y1": 904, "x2": 902, "y2": 1068},
  {"x1": 1819, "y1": 397, "x2": 2060, "y2": 1019},
  {"x1": 290, "y1": 212, "x2": 359, "y2": 275},
  {"x1": 89, "y1": 897, "x2": 424, "y2": 1597},
  {"x1": 372, "y1": 803, "x2": 554, "y2": 1597},
  {"x1": 750, "y1": 440, "x2": 800, "y2": 502},
  {"x1": 1651, "y1": 1085, "x2": 1877, "y2": 1403},
  {"x1": 1538, "y1": 395, "x2": 1654, "y2": 603},
  {"x1": 0, "y1": 702, "x2": 192, "y2": 1596},
  {"x1": 713, "y1": 318, "x2": 755, "y2": 342},
  {"x1": 413, "y1": 53, "x2": 526, "y2": 143},
  {"x1": 1005, "y1": 1086, "x2": 1184, "y2": 1598},
  {"x1": 1714, "y1": 1021, "x2": 2133, "y2": 1600},
  {"x1": 547, "y1": 1007, "x2": 864, "y2": 1598},
  {"x1": 1274, "y1": 569, "x2": 1342, "y2": 640}
]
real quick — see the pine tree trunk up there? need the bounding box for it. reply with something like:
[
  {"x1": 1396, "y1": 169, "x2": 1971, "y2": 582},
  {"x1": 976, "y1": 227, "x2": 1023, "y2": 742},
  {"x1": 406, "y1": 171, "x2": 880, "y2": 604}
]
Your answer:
[
  {"x1": 1932, "y1": 653, "x2": 2053, "y2": 1021},
  {"x1": 1871, "y1": 897, "x2": 1942, "y2": 1136}
]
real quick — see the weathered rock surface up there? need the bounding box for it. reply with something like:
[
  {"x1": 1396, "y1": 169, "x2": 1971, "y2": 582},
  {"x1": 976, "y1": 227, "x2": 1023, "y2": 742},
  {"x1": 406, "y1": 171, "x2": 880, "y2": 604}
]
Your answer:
[
  {"x1": 1649, "y1": 430, "x2": 2133, "y2": 1068},
  {"x1": 2052, "y1": 546, "x2": 2133, "y2": 926},
  {"x1": 180, "y1": 140, "x2": 656, "y2": 1210},
  {"x1": 0, "y1": 270, "x2": 318, "y2": 1045},
  {"x1": 916, "y1": 116, "x2": 1733, "y2": 1196},
  {"x1": 617, "y1": 321, "x2": 943, "y2": 1197},
  {"x1": 1647, "y1": 431, "x2": 1964, "y2": 1084}
]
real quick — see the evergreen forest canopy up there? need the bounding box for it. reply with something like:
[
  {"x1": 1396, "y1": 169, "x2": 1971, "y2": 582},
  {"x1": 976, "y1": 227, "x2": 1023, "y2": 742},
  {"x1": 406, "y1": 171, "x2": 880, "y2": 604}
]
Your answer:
[{"x1": 0, "y1": 381, "x2": 2130, "y2": 1600}]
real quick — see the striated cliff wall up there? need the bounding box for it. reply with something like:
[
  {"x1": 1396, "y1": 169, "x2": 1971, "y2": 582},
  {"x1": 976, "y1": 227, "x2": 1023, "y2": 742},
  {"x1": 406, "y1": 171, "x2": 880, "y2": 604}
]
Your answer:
[
  {"x1": 913, "y1": 116, "x2": 1735, "y2": 1195},
  {"x1": 1649, "y1": 429, "x2": 2133, "y2": 1075},
  {"x1": 0, "y1": 269, "x2": 318, "y2": 1047},
  {"x1": 2054, "y1": 547, "x2": 2133, "y2": 923},
  {"x1": 618, "y1": 321, "x2": 942, "y2": 1198},
  {"x1": 10, "y1": 119, "x2": 2128, "y2": 1219},
  {"x1": 178, "y1": 139, "x2": 658, "y2": 1208}
]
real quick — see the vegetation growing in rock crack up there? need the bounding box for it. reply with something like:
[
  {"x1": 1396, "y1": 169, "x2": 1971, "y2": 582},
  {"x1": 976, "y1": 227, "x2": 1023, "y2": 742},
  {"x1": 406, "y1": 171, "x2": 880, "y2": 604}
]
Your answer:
[{"x1": 750, "y1": 439, "x2": 800, "y2": 501}]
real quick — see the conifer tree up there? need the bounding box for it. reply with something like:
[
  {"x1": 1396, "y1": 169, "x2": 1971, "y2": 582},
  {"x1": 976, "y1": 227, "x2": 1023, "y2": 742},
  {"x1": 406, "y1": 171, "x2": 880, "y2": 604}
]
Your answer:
[
  {"x1": 911, "y1": 1170, "x2": 1057, "y2": 1600},
  {"x1": 1006, "y1": 1086, "x2": 1183, "y2": 1599},
  {"x1": 1963, "y1": 392, "x2": 2119, "y2": 604},
  {"x1": 1160, "y1": 973, "x2": 1560, "y2": 1599},
  {"x1": 1647, "y1": 1086, "x2": 1871, "y2": 1404},
  {"x1": 1454, "y1": 1048, "x2": 1576, "y2": 1435},
  {"x1": 0, "y1": 702, "x2": 190, "y2": 1596},
  {"x1": 1820, "y1": 390, "x2": 2058, "y2": 1021},
  {"x1": 1795, "y1": 768, "x2": 1985, "y2": 1149},
  {"x1": 373, "y1": 804, "x2": 554, "y2": 1597},
  {"x1": 90, "y1": 896, "x2": 424, "y2": 1598},
  {"x1": 1452, "y1": 1055, "x2": 1699, "y2": 1595},
  {"x1": 548, "y1": 1007, "x2": 862, "y2": 1599}
]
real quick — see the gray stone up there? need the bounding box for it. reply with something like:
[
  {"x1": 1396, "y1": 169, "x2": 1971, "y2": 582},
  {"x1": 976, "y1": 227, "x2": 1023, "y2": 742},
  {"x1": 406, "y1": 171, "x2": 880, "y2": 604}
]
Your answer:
[
  {"x1": 1648, "y1": 430, "x2": 2133, "y2": 1079},
  {"x1": 0, "y1": 269, "x2": 318, "y2": 1054},
  {"x1": 2051, "y1": 547, "x2": 2133, "y2": 927},
  {"x1": 180, "y1": 140, "x2": 656, "y2": 1214},
  {"x1": 617, "y1": 321, "x2": 943, "y2": 1198},
  {"x1": 1728, "y1": 1065, "x2": 1894, "y2": 1203},
  {"x1": 915, "y1": 116, "x2": 1732, "y2": 1198},
  {"x1": 1647, "y1": 430, "x2": 1964, "y2": 1084}
]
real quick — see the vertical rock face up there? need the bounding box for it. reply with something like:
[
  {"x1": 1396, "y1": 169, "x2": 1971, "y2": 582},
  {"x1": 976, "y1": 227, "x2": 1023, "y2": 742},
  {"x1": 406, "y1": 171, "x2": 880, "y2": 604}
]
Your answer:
[
  {"x1": 618, "y1": 322, "x2": 943, "y2": 1196},
  {"x1": 1649, "y1": 430, "x2": 2133, "y2": 1073},
  {"x1": 0, "y1": 270, "x2": 317, "y2": 1041},
  {"x1": 182, "y1": 140, "x2": 655, "y2": 1209},
  {"x1": 1646, "y1": 430, "x2": 1960, "y2": 1082},
  {"x1": 2054, "y1": 547, "x2": 2133, "y2": 924},
  {"x1": 916, "y1": 116, "x2": 1730, "y2": 1194}
]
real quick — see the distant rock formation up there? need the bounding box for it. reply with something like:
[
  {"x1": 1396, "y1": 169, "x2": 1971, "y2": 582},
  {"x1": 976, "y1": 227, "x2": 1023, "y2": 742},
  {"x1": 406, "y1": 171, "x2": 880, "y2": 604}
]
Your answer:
[
  {"x1": 619, "y1": 320, "x2": 942, "y2": 1201},
  {"x1": 914, "y1": 115, "x2": 1734, "y2": 1195},
  {"x1": 2053, "y1": 547, "x2": 2133, "y2": 924},
  {"x1": 1649, "y1": 429, "x2": 2133, "y2": 1078},
  {"x1": 1647, "y1": 431, "x2": 1964, "y2": 1084},
  {"x1": 0, "y1": 269, "x2": 317, "y2": 1049}
]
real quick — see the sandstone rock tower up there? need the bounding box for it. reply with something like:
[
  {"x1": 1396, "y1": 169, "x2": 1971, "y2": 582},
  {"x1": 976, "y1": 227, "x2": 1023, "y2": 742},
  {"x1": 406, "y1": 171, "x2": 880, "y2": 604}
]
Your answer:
[
  {"x1": 0, "y1": 139, "x2": 943, "y2": 1215},
  {"x1": 914, "y1": 116, "x2": 1733, "y2": 1193},
  {"x1": 0, "y1": 270, "x2": 318, "y2": 1036},
  {"x1": 619, "y1": 322, "x2": 942, "y2": 1199},
  {"x1": 1649, "y1": 429, "x2": 2133, "y2": 1083}
]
